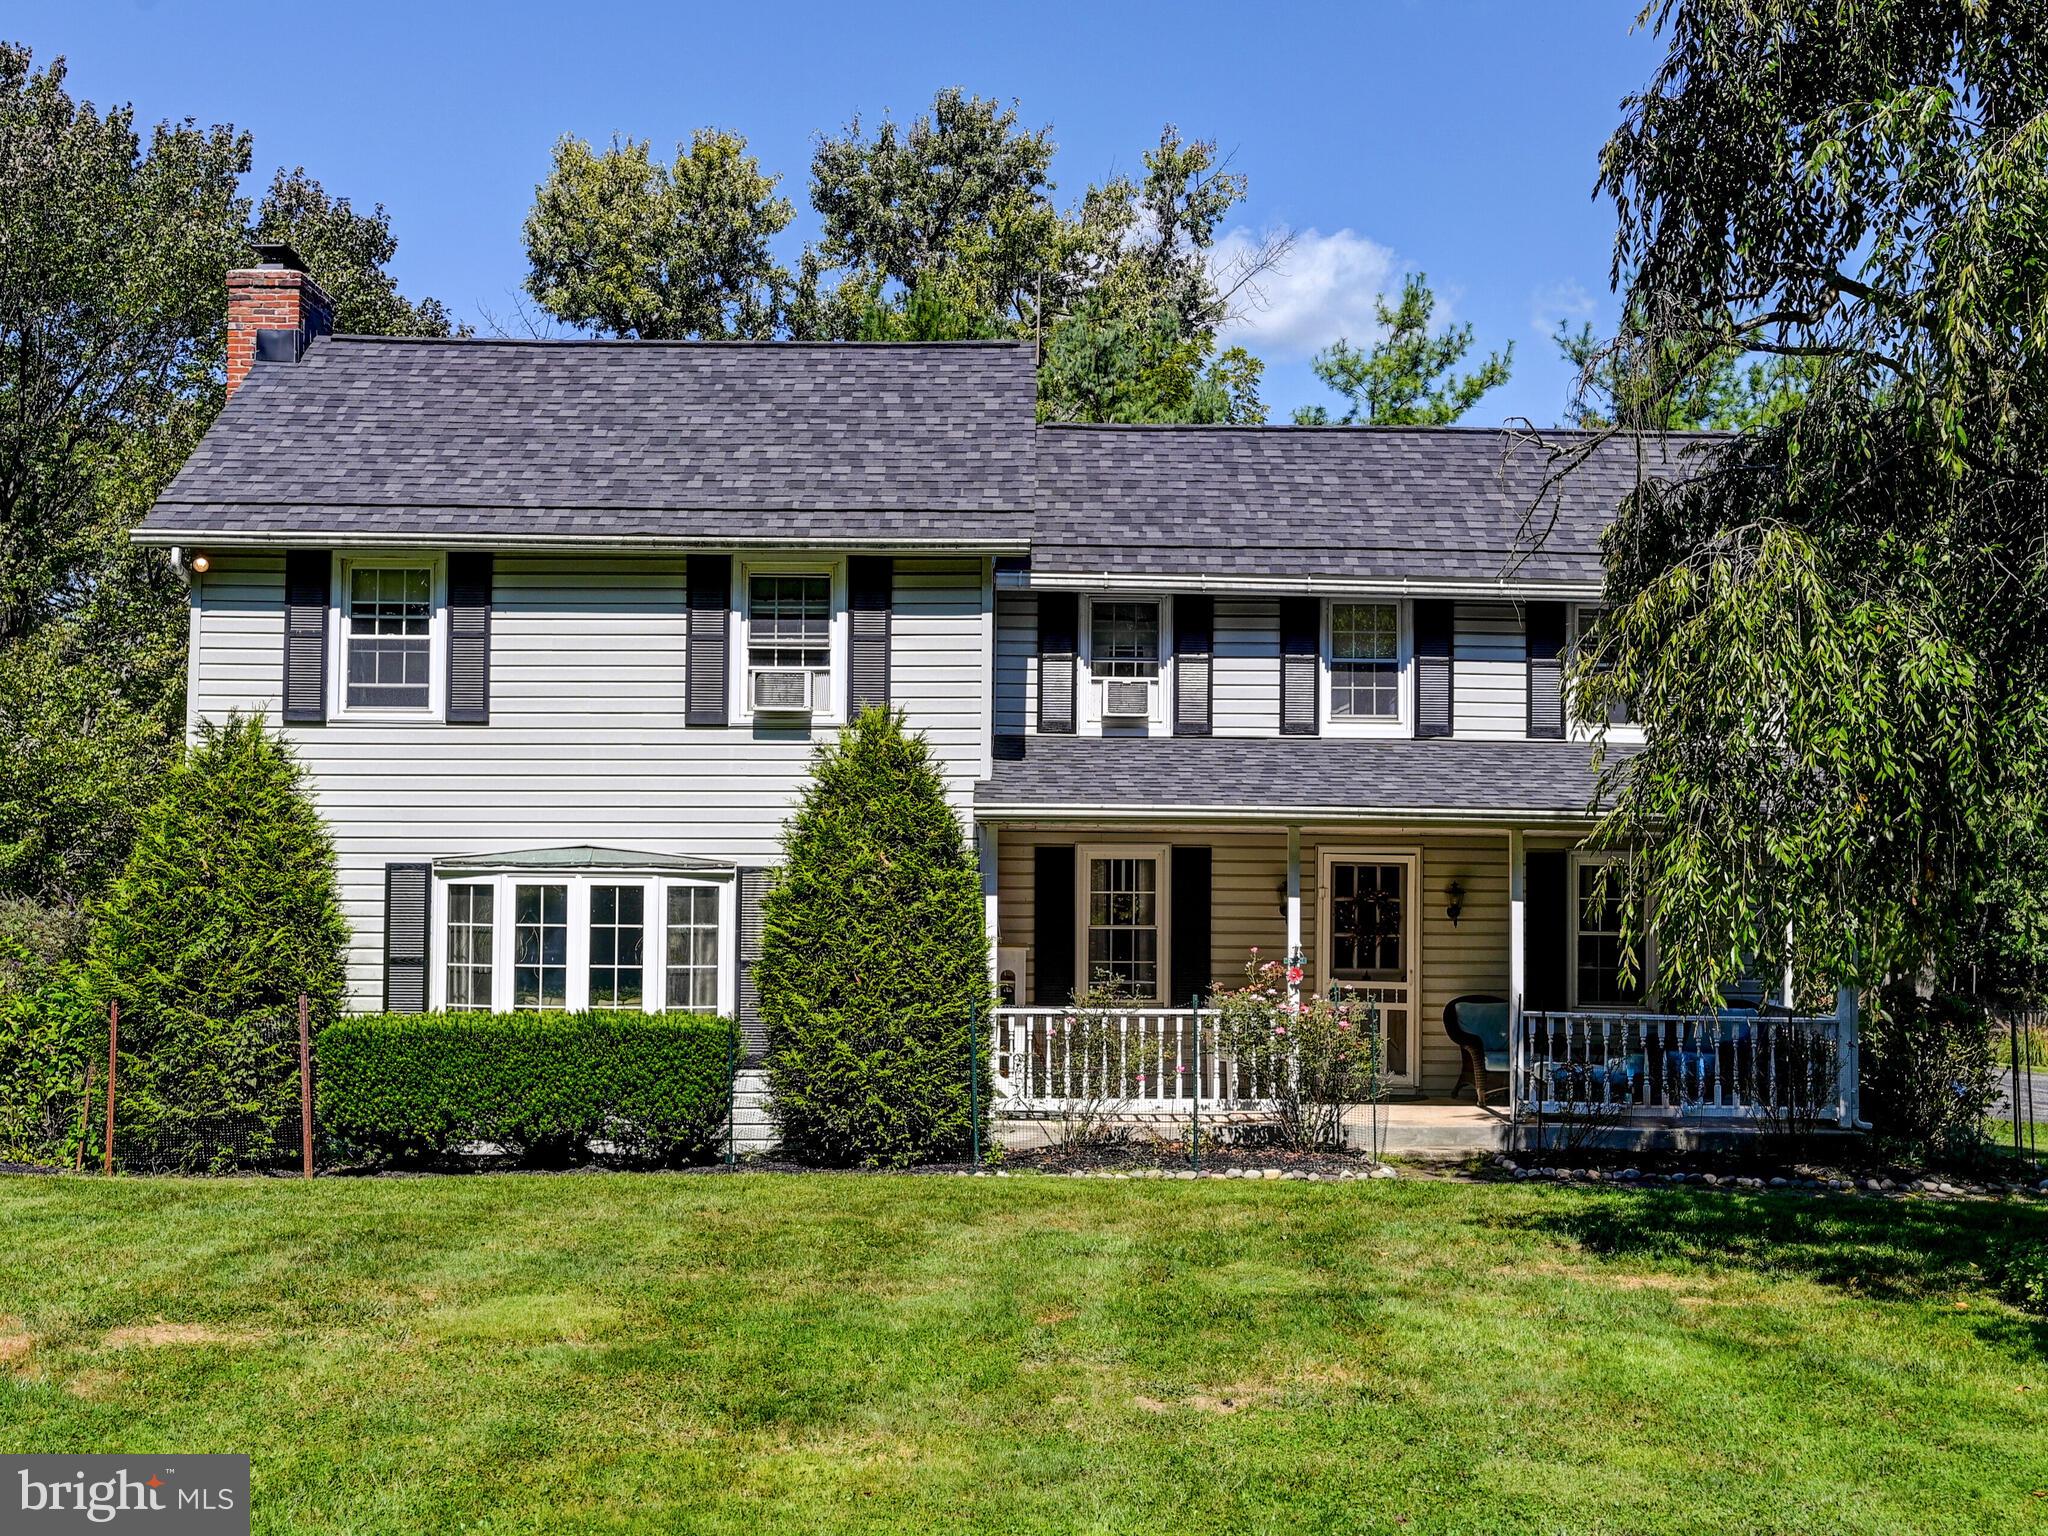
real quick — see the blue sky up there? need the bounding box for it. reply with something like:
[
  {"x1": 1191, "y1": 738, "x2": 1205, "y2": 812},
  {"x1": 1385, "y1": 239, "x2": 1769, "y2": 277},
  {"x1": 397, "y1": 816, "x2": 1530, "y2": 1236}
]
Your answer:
[{"x1": 14, "y1": 0, "x2": 1664, "y2": 426}]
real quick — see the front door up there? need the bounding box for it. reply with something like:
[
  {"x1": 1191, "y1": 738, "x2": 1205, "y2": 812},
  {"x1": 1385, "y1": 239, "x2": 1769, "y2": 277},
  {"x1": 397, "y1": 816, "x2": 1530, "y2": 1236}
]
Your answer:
[{"x1": 1319, "y1": 852, "x2": 1420, "y2": 1089}]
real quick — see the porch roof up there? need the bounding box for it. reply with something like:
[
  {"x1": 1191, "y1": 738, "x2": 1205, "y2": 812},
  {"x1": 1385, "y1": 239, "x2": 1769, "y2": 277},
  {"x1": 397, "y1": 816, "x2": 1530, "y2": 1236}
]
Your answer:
[{"x1": 975, "y1": 735, "x2": 1626, "y2": 822}]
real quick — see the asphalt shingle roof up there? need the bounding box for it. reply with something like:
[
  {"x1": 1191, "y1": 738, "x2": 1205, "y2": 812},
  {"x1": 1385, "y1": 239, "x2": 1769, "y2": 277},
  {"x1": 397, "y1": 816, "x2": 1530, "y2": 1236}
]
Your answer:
[
  {"x1": 140, "y1": 336, "x2": 1041, "y2": 545},
  {"x1": 976, "y1": 735, "x2": 1629, "y2": 818},
  {"x1": 1032, "y1": 425, "x2": 1712, "y2": 585}
]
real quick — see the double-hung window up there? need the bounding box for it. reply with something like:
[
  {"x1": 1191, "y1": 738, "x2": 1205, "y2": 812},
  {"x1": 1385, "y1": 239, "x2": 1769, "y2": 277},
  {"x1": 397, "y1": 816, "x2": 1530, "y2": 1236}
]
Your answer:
[
  {"x1": 344, "y1": 563, "x2": 434, "y2": 711},
  {"x1": 1327, "y1": 601, "x2": 1404, "y2": 725},
  {"x1": 665, "y1": 886, "x2": 721, "y2": 1013},
  {"x1": 1089, "y1": 602, "x2": 1161, "y2": 678},
  {"x1": 1571, "y1": 605, "x2": 1638, "y2": 732},
  {"x1": 513, "y1": 884, "x2": 569, "y2": 1010},
  {"x1": 747, "y1": 572, "x2": 833, "y2": 714},
  {"x1": 445, "y1": 884, "x2": 495, "y2": 1011},
  {"x1": 1571, "y1": 855, "x2": 1647, "y2": 1008},
  {"x1": 1077, "y1": 845, "x2": 1167, "y2": 1002},
  {"x1": 588, "y1": 885, "x2": 646, "y2": 1009}
]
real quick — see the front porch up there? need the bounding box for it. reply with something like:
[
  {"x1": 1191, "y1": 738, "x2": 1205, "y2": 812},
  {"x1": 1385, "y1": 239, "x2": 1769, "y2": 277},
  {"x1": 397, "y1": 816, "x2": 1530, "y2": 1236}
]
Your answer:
[{"x1": 986, "y1": 1001, "x2": 1860, "y2": 1149}]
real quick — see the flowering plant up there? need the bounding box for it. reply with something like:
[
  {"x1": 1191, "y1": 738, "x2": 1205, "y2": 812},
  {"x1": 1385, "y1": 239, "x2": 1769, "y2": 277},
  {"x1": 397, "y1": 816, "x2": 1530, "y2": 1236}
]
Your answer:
[{"x1": 1210, "y1": 953, "x2": 1384, "y2": 1151}]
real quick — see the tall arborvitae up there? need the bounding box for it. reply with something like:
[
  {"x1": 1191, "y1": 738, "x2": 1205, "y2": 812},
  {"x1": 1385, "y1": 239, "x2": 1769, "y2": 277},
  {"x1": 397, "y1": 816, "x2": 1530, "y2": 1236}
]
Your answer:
[
  {"x1": 759, "y1": 707, "x2": 991, "y2": 1167},
  {"x1": 87, "y1": 715, "x2": 348, "y2": 1168}
]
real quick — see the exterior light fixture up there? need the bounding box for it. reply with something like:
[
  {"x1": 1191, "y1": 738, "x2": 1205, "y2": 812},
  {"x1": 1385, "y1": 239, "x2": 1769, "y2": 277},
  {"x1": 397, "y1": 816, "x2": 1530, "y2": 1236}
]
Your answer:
[
  {"x1": 1446, "y1": 880, "x2": 1465, "y2": 927},
  {"x1": 190, "y1": 553, "x2": 211, "y2": 574}
]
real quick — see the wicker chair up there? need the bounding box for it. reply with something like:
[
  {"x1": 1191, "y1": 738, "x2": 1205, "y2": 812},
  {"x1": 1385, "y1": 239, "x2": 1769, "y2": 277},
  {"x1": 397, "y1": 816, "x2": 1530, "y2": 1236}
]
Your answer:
[{"x1": 1443, "y1": 994, "x2": 1511, "y2": 1106}]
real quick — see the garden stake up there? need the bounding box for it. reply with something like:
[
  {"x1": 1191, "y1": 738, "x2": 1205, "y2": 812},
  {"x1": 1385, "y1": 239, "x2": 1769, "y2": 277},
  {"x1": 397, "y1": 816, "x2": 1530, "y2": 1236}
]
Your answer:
[
  {"x1": 969, "y1": 998, "x2": 981, "y2": 1168},
  {"x1": 1191, "y1": 992, "x2": 1203, "y2": 1174},
  {"x1": 102, "y1": 999, "x2": 117, "y2": 1176},
  {"x1": 298, "y1": 992, "x2": 314, "y2": 1179}
]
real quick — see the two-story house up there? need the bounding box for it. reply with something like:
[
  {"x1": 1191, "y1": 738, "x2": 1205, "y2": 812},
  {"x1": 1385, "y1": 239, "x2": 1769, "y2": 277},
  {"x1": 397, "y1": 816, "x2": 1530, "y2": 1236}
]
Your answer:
[{"x1": 138, "y1": 249, "x2": 1855, "y2": 1141}]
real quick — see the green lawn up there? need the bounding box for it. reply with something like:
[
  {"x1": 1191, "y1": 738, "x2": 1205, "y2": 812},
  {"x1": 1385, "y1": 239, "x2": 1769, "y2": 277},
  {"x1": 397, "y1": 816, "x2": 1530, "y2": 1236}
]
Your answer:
[{"x1": 1, "y1": 1174, "x2": 2045, "y2": 1535}]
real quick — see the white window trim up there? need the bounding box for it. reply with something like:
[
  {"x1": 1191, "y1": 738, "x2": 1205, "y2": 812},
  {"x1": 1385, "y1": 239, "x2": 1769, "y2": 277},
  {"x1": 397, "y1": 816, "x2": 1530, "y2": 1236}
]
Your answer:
[
  {"x1": 1567, "y1": 851, "x2": 1654, "y2": 1011},
  {"x1": 1321, "y1": 598, "x2": 1411, "y2": 737},
  {"x1": 1080, "y1": 594, "x2": 1173, "y2": 735},
  {"x1": 1074, "y1": 842, "x2": 1171, "y2": 1005},
  {"x1": 329, "y1": 551, "x2": 447, "y2": 722},
  {"x1": 430, "y1": 870, "x2": 736, "y2": 1016},
  {"x1": 732, "y1": 557, "x2": 849, "y2": 726},
  {"x1": 1568, "y1": 604, "x2": 1645, "y2": 745}
]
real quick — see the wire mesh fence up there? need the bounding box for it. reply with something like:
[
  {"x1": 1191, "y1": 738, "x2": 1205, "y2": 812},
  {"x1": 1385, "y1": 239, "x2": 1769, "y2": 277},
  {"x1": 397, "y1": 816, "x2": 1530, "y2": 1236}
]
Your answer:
[{"x1": 1993, "y1": 1011, "x2": 2046, "y2": 1165}]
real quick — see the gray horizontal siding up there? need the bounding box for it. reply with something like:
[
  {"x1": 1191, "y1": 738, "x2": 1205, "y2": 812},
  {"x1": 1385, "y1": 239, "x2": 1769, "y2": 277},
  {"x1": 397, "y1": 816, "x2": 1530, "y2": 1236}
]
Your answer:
[
  {"x1": 1453, "y1": 602, "x2": 1527, "y2": 741},
  {"x1": 1214, "y1": 597, "x2": 1280, "y2": 736},
  {"x1": 194, "y1": 552, "x2": 988, "y2": 1008}
]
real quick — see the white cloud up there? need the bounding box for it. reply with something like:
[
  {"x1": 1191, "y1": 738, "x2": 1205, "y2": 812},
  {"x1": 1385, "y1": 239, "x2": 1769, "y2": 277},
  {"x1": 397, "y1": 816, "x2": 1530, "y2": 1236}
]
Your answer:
[
  {"x1": 1529, "y1": 278, "x2": 1597, "y2": 339},
  {"x1": 1213, "y1": 226, "x2": 1399, "y2": 358}
]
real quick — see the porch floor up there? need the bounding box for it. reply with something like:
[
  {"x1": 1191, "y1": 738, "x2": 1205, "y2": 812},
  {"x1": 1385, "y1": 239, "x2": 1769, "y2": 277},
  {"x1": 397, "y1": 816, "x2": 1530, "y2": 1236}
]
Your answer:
[{"x1": 994, "y1": 1101, "x2": 1861, "y2": 1158}]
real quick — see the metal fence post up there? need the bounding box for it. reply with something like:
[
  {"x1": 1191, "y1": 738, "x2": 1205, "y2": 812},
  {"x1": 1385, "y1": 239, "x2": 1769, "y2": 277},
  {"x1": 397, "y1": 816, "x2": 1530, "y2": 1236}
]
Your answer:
[
  {"x1": 970, "y1": 998, "x2": 981, "y2": 1168},
  {"x1": 725, "y1": 1023, "x2": 737, "y2": 1169},
  {"x1": 298, "y1": 993, "x2": 314, "y2": 1180},
  {"x1": 75, "y1": 1060, "x2": 95, "y2": 1173},
  {"x1": 102, "y1": 999, "x2": 118, "y2": 1176},
  {"x1": 1191, "y1": 992, "x2": 1203, "y2": 1174}
]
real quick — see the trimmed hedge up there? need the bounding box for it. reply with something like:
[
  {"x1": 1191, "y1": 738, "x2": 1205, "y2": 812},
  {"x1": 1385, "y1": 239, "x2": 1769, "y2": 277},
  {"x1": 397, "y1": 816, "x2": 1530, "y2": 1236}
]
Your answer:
[{"x1": 317, "y1": 1011, "x2": 737, "y2": 1167}]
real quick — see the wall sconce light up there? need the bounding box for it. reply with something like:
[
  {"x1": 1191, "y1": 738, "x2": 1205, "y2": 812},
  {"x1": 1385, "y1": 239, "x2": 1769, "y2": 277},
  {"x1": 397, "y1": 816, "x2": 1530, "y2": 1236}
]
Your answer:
[
  {"x1": 189, "y1": 552, "x2": 211, "y2": 574},
  {"x1": 1445, "y1": 879, "x2": 1465, "y2": 927}
]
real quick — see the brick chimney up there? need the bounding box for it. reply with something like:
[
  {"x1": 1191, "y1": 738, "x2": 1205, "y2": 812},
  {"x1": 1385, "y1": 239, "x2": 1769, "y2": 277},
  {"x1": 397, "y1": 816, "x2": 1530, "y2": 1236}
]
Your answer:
[{"x1": 226, "y1": 242, "x2": 333, "y2": 398}]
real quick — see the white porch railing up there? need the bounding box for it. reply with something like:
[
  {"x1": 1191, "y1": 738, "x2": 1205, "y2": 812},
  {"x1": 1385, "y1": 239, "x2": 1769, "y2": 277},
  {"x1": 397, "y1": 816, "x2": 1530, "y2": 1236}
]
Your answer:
[
  {"x1": 1513, "y1": 1009, "x2": 1855, "y2": 1124},
  {"x1": 990, "y1": 1007, "x2": 1284, "y2": 1113}
]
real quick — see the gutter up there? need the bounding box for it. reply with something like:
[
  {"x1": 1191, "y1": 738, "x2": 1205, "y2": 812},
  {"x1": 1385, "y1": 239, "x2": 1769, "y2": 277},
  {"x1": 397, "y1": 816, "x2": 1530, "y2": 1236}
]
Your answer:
[
  {"x1": 130, "y1": 528, "x2": 1031, "y2": 555},
  {"x1": 1014, "y1": 570, "x2": 1605, "y2": 600},
  {"x1": 970, "y1": 801, "x2": 1602, "y2": 827}
]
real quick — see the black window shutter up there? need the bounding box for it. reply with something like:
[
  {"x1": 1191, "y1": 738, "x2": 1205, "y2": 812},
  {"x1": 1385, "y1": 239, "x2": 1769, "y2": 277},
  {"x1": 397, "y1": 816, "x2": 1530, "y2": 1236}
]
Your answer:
[
  {"x1": 1279, "y1": 596, "x2": 1319, "y2": 736},
  {"x1": 1037, "y1": 593, "x2": 1078, "y2": 735},
  {"x1": 848, "y1": 556, "x2": 892, "y2": 714},
  {"x1": 735, "y1": 867, "x2": 769, "y2": 1062},
  {"x1": 383, "y1": 862, "x2": 431, "y2": 1013},
  {"x1": 282, "y1": 549, "x2": 330, "y2": 724},
  {"x1": 1526, "y1": 601, "x2": 1566, "y2": 739},
  {"x1": 1524, "y1": 849, "x2": 1569, "y2": 1011},
  {"x1": 686, "y1": 554, "x2": 731, "y2": 727},
  {"x1": 1033, "y1": 844, "x2": 1076, "y2": 1004},
  {"x1": 446, "y1": 552, "x2": 493, "y2": 724},
  {"x1": 1414, "y1": 599, "x2": 1454, "y2": 739},
  {"x1": 1173, "y1": 595, "x2": 1214, "y2": 736},
  {"x1": 1169, "y1": 846, "x2": 1212, "y2": 1008}
]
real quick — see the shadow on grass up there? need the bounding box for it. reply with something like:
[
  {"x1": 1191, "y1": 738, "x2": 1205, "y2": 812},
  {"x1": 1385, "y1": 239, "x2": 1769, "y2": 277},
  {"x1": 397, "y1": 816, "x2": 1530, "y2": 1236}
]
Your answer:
[{"x1": 1502, "y1": 1187, "x2": 2048, "y2": 1356}]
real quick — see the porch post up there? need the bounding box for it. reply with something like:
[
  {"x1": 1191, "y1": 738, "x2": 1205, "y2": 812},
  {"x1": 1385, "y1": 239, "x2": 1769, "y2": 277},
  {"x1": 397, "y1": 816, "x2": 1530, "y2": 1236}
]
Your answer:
[
  {"x1": 1285, "y1": 824, "x2": 1303, "y2": 1000},
  {"x1": 978, "y1": 822, "x2": 1000, "y2": 995},
  {"x1": 1834, "y1": 977, "x2": 1859, "y2": 1125},
  {"x1": 1508, "y1": 828, "x2": 1526, "y2": 1116}
]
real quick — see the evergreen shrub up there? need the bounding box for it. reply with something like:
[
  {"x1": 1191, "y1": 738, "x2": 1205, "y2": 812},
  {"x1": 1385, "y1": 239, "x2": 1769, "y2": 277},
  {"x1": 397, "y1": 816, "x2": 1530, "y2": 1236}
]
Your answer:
[
  {"x1": 86, "y1": 715, "x2": 348, "y2": 1171},
  {"x1": 760, "y1": 707, "x2": 992, "y2": 1167},
  {"x1": 318, "y1": 1010, "x2": 736, "y2": 1166}
]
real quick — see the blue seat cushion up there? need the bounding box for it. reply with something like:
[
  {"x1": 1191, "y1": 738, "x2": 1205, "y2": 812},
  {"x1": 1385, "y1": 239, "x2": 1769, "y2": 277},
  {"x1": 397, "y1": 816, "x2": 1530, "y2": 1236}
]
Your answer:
[
  {"x1": 1456, "y1": 1001, "x2": 1511, "y2": 1055},
  {"x1": 1481, "y1": 1051, "x2": 1510, "y2": 1072}
]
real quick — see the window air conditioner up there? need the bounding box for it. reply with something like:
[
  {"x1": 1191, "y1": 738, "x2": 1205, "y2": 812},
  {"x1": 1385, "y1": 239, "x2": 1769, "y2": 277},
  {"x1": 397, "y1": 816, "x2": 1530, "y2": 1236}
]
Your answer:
[
  {"x1": 1102, "y1": 678, "x2": 1155, "y2": 719},
  {"x1": 751, "y1": 669, "x2": 813, "y2": 713}
]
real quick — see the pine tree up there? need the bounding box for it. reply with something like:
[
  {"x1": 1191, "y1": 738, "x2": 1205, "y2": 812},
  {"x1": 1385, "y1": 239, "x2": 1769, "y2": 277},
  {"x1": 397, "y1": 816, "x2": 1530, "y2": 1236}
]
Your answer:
[
  {"x1": 760, "y1": 708, "x2": 991, "y2": 1166},
  {"x1": 86, "y1": 715, "x2": 349, "y2": 1169}
]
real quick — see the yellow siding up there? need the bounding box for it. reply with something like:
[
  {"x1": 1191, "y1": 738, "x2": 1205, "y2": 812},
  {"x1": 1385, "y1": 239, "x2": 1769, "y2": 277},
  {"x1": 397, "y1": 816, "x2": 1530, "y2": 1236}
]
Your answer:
[{"x1": 990, "y1": 825, "x2": 1520, "y2": 1098}]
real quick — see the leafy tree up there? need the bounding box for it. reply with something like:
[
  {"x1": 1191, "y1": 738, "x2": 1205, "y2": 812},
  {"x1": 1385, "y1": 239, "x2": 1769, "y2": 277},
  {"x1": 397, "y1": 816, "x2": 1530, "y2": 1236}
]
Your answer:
[
  {"x1": 1293, "y1": 275, "x2": 1512, "y2": 425},
  {"x1": 0, "y1": 44, "x2": 454, "y2": 915},
  {"x1": 1552, "y1": 2, "x2": 2048, "y2": 1032},
  {"x1": 1039, "y1": 297, "x2": 1265, "y2": 424},
  {"x1": 759, "y1": 708, "x2": 991, "y2": 1167},
  {"x1": 1553, "y1": 318, "x2": 1809, "y2": 430},
  {"x1": 254, "y1": 168, "x2": 463, "y2": 337},
  {"x1": 808, "y1": 89, "x2": 1061, "y2": 330},
  {"x1": 87, "y1": 715, "x2": 349, "y2": 1170},
  {"x1": 524, "y1": 130, "x2": 793, "y2": 339}
]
